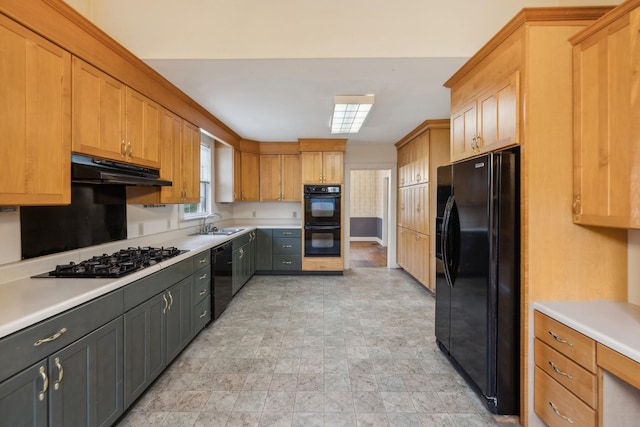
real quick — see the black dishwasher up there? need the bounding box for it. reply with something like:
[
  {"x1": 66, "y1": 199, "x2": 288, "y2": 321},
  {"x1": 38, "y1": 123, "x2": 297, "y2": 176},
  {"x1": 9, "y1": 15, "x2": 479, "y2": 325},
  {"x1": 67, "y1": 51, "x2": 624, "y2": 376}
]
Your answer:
[{"x1": 211, "y1": 242, "x2": 233, "y2": 322}]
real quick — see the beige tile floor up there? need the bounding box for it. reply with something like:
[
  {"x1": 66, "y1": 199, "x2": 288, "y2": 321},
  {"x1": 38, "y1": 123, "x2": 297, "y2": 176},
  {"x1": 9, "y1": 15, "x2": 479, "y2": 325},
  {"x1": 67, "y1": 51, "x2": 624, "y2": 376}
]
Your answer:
[{"x1": 117, "y1": 268, "x2": 520, "y2": 427}]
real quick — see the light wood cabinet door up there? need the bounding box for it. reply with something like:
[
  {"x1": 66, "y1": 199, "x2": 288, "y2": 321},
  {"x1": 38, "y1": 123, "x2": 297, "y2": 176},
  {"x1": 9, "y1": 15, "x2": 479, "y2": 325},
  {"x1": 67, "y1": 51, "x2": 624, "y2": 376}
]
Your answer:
[
  {"x1": 233, "y1": 148, "x2": 242, "y2": 201},
  {"x1": 125, "y1": 88, "x2": 161, "y2": 169},
  {"x1": 301, "y1": 152, "x2": 323, "y2": 183},
  {"x1": 322, "y1": 152, "x2": 344, "y2": 183},
  {"x1": 72, "y1": 57, "x2": 126, "y2": 162},
  {"x1": 157, "y1": 109, "x2": 184, "y2": 203},
  {"x1": 415, "y1": 183, "x2": 429, "y2": 235},
  {"x1": 0, "y1": 15, "x2": 71, "y2": 205},
  {"x1": 478, "y1": 71, "x2": 519, "y2": 154},
  {"x1": 450, "y1": 101, "x2": 477, "y2": 162},
  {"x1": 572, "y1": 12, "x2": 638, "y2": 228},
  {"x1": 241, "y1": 152, "x2": 260, "y2": 201},
  {"x1": 181, "y1": 121, "x2": 200, "y2": 203},
  {"x1": 281, "y1": 154, "x2": 301, "y2": 201},
  {"x1": 260, "y1": 154, "x2": 281, "y2": 201}
]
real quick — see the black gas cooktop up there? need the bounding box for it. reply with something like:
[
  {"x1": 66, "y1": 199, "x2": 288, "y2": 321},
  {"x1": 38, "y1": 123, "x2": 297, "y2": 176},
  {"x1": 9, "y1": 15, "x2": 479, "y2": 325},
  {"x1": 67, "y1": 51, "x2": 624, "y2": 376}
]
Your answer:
[{"x1": 33, "y1": 246, "x2": 188, "y2": 279}]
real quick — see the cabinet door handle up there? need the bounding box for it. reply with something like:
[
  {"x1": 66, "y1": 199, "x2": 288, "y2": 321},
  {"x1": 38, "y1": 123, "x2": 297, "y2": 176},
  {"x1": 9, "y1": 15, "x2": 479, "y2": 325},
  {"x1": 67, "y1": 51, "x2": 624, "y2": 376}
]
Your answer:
[
  {"x1": 38, "y1": 366, "x2": 48, "y2": 401},
  {"x1": 199, "y1": 273, "x2": 207, "y2": 280},
  {"x1": 34, "y1": 328, "x2": 67, "y2": 346},
  {"x1": 120, "y1": 140, "x2": 126, "y2": 158},
  {"x1": 548, "y1": 330, "x2": 572, "y2": 346},
  {"x1": 572, "y1": 196, "x2": 581, "y2": 215},
  {"x1": 239, "y1": 248, "x2": 244, "y2": 259},
  {"x1": 167, "y1": 291, "x2": 174, "y2": 310},
  {"x1": 53, "y1": 357, "x2": 64, "y2": 391},
  {"x1": 162, "y1": 294, "x2": 169, "y2": 314},
  {"x1": 127, "y1": 141, "x2": 133, "y2": 159},
  {"x1": 199, "y1": 289, "x2": 207, "y2": 296},
  {"x1": 548, "y1": 401, "x2": 574, "y2": 424},
  {"x1": 548, "y1": 361, "x2": 573, "y2": 379}
]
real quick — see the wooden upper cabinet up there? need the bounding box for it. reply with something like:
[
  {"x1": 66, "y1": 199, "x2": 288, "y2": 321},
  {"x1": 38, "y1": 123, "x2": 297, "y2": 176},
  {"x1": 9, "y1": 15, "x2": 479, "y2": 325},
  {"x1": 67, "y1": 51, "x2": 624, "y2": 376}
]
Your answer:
[
  {"x1": 571, "y1": 2, "x2": 640, "y2": 228},
  {"x1": 260, "y1": 154, "x2": 281, "y2": 201},
  {"x1": 240, "y1": 151, "x2": 260, "y2": 201},
  {"x1": 125, "y1": 87, "x2": 161, "y2": 168},
  {"x1": 450, "y1": 71, "x2": 519, "y2": 163},
  {"x1": 0, "y1": 15, "x2": 71, "y2": 205},
  {"x1": 233, "y1": 148, "x2": 242, "y2": 202},
  {"x1": 259, "y1": 154, "x2": 301, "y2": 202},
  {"x1": 72, "y1": 57, "x2": 126, "y2": 161},
  {"x1": 155, "y1": 108, "x2": 183, "y2": 203},
  {"x1": 182, "y1": 121, "x2": 201, "y2": 203},
  {"x1": 301, "y1": 152, "x2": 343, "y2": 184},
  {"x1": 73, "y1": 57, "x2": 161, "y2": 168}
]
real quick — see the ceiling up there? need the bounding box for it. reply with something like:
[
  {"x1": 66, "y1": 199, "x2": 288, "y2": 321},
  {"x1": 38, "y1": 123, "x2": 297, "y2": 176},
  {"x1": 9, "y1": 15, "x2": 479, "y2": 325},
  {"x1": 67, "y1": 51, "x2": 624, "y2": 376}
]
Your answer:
[{"x1": 144, "y1": 57, "x2": 468, "y2": 145}]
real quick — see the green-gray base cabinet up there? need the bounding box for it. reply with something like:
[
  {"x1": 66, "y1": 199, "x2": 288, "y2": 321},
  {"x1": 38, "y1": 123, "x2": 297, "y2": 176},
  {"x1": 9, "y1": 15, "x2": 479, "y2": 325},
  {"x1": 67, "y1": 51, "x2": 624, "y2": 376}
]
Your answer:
[
  {"x1": 256, "y1": 228, "x2": 302, "y2": 273},
  {"x1": 232, "y1": 232, "x2": 256, "y2": 296}
]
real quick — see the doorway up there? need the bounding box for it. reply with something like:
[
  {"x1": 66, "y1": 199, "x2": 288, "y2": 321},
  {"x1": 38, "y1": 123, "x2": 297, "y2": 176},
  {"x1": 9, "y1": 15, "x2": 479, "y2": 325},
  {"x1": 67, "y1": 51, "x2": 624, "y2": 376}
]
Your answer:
[{"x1": 348, "y1": 169, "x2": 391, "y2": 268}]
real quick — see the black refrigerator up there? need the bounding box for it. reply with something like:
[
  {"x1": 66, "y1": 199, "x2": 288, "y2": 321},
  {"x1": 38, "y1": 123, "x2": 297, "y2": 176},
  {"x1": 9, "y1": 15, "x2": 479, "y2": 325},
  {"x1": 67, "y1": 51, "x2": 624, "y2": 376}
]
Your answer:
[{"x1": 435, "y1": 148, "x2": 520, "y2": 415}]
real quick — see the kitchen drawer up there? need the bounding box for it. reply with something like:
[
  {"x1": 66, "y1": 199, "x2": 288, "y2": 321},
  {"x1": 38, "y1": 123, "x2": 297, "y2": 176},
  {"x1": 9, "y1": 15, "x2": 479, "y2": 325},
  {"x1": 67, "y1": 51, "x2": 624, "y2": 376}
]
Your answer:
[
  {"x1": 232, "y1": 232, "x2": 252, "y2": 249},
  {"x1": 193, "y1": 298, "x2": 210, "y2": 333},
  {"x1": 193, "y1": 268, "x2": 211, "y2": 305},
  {"x1": 273, "y1": 228, "x2": 300, "y2": 238},
  {"x1": 192, "y1": 250, "x2": 210, "y2": 270},
  {"x1": 272, "y1": 237, "x2": 301, "y2": 255},
  {"x1": 273, "y1": 255, "x2": 302, "y2": 271},
  {"x1": 124, "y1": 257, "x2": 192, "y2": 311},
  {"x1": 302, "y1": 257, "x2": 343, "y2": 271},
  {"x1": 0, "y1": 289, "x2": 123, "y2": 381},
  {"x1": 534, "y1": 311, "x2": 596, "y2": 373},
  {"x1": 535, "y1": 338, "x2": 597, "y2": 407},
  {"x1": 193, "y1": 266, "x2": 210, "y2": 305},
  {"x1": 535, "y1": 366, "x2": 596, "y2": 427}
]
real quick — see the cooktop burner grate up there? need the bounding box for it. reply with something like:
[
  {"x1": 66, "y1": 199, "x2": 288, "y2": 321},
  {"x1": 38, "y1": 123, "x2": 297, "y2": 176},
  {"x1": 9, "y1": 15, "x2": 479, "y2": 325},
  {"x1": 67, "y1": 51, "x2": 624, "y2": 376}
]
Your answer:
[{"x1": 34, "y1": 246, "x2": 188, "y2": 278}]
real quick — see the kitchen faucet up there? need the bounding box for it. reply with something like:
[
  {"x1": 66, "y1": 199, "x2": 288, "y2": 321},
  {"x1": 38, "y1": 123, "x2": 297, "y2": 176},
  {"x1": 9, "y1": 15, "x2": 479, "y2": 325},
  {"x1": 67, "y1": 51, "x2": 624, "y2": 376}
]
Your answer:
[{"x1": 200, "y1": 212, "x2": 222, "y2": 233}]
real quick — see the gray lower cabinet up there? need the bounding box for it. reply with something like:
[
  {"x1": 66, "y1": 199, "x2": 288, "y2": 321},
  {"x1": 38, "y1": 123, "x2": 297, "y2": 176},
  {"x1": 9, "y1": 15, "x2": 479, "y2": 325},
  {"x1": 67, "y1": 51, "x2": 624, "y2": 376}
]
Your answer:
[
  {"x1": 256, "y1": 229, "x2": 273, "y2": 271},
  {"x1": 0, "y1": 316, "x2": 123, "y2": 427},
  {"x1": 123, "y1": 275, "x2": 193, "y2": 408},
  {"x1": 232, "y1": 232, "x2": 255, "y2": 295},
  {"x1": 192, "y1": 250, "x2": 211, "y2": 332}
]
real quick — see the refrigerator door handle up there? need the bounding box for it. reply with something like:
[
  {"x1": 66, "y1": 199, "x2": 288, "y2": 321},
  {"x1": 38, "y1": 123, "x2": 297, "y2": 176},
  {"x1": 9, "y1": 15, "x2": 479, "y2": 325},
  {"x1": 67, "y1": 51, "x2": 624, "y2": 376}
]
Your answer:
[
  {"x1": 442, "y1": 195, "x2": 461, "y2": 287},
  {"x1": 441, "y1": 195, "x2": 454, "y2": 286}
]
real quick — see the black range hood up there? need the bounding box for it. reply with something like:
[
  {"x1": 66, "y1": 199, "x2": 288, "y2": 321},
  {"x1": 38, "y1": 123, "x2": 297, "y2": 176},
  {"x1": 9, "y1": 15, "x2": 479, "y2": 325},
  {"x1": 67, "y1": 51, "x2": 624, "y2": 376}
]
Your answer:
[{"x1": 72, "y1": 153, "x2": 172, "y2": 186}]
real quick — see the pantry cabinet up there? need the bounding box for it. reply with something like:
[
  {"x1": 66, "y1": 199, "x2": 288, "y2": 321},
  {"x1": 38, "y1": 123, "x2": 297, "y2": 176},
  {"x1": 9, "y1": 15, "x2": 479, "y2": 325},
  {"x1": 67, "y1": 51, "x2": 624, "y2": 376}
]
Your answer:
[
  {"x1": 395, "y1": 119, "x2": 450, "y2": 291},
  {"x1": 260, "y1": 154, "x2": 301, "y2": 201},
  {"x1": 0, "y1": 14, "x2": 71, "y2": 206},
  {"x1": 571, "y1": 0, "x2": 640, "y2": 229}
]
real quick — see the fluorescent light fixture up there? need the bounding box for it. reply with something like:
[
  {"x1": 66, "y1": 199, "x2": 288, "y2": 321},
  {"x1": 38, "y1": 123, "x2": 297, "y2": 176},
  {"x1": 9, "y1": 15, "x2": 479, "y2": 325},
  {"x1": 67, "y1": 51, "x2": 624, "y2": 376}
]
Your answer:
[{"x1": 331, "y1": 95, "x2": 374, "y2": 134}]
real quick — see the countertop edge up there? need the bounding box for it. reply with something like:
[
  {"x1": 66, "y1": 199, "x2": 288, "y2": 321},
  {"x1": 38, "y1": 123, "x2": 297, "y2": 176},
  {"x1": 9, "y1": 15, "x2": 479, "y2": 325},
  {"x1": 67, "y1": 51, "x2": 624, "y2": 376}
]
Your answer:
[{"x1": 532, "y1": 300, "x2": 640, "y2": 364}]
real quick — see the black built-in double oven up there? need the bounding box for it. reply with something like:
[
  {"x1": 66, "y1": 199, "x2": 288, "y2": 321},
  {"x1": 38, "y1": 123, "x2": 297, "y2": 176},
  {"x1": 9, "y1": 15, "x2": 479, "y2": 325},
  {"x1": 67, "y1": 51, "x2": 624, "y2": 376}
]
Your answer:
[{"x1": 303, "y1": 185, "x2": 341, "y2": 257}]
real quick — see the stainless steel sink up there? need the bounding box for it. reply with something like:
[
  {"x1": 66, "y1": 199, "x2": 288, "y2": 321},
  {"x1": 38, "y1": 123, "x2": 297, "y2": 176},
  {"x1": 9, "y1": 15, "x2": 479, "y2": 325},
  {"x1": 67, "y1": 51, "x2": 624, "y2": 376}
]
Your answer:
[{"x1": 190, "y1": 227, "x2": 245, "y2": 236}]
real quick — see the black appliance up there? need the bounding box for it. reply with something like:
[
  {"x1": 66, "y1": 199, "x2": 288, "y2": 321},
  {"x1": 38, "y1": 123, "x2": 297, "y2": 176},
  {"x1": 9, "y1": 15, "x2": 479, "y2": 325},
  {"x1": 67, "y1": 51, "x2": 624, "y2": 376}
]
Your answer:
[
  {"x1": 304, "y1": 185, "x2": 341, "y2": 225},
  {"x1": 33, "y1": 246, "x2": 186, "y2": 278},
  {"x1": 435, "y1": 149, "x2": 520, "y2": 415},
  {"x1": 303, "y1": 225, "x2": 341, "y2": 257},
  {"x1": 303, "y1": 185, "x2": 341, "y2": 257},
  {"x1": 211, "y1": 242, "x2": 233, "y2": 322},
  {"x1": 21, "y1": 183, "x2": 128, "y2": 259},
  {"x1": 71, "y1": 153, "x2": 172, "y2": 186}
]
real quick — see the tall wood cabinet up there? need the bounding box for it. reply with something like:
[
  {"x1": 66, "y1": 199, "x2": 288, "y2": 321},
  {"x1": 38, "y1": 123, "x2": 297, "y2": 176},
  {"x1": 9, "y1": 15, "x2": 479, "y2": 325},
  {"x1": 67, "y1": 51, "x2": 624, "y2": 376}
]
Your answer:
[
  {"x1": 444, "y1": 7, "x2": 628, "y2": 423},
  {"x1": 571, "y1": 0, "x2": 640, "y2": 229},
  {"x1": 395, "y1": 119, "x2": 450, "y2": 291},
  {"x1": 0, "y1": 14, "x2": 71, "y2": 206}
]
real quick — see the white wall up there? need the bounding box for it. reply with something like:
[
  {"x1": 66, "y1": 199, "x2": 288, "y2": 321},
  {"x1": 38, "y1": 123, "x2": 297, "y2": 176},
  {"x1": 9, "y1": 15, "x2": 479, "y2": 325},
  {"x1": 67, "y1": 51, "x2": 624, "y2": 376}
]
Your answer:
[{"x1": 629, "y1": 230, "x2": 640, "y2": 305}]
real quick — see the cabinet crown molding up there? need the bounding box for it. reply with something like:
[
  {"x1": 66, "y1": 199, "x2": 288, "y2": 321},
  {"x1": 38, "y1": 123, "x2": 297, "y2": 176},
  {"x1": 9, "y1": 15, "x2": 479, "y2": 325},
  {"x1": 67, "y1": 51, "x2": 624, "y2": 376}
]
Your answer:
[{"x1": 394, "y1": 119, "x2": 450, "y2": 148}]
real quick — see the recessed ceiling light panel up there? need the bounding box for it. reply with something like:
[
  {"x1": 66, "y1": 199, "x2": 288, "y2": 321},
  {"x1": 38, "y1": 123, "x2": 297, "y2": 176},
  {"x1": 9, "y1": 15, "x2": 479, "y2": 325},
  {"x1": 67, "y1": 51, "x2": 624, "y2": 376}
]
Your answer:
[{"x1": 331, "y1": 95, "x2": 374, "y2": 134}]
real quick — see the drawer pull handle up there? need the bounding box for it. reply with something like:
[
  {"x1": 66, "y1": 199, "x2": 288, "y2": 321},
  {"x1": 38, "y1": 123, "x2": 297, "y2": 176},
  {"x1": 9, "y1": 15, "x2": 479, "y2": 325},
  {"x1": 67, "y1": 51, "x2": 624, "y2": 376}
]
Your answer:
[
  {"x1": 199, "y1": 258, "x2": 207, "y2": 264},
  {"x1": 283, "y1": 232, "x2": 292, "y2": 235},
  {"x1": 548, "y1": 401, "x2": 574, "y2": 424},
  {"x1": 199, "y1": 273, "x2": 207, "y2": 280},
  {"x1": 282, "y1": 261, "x2": 292, "y2": 265},
  {"x1": 38, "y1": 366, "x2": 48, "y2": 401},
  {"x1": 54, "y1": 357, "x2": 63, "y2": 391},
  {"x1": 34, "y1": 328, "x2": 67, "y2": 346},
  {"x1": 548, "y1": 330, "x2": 572, "y2": 346},
  {"x1": 199, "y1": 289, "x2": 207, "y2": 296},
  {"x1": 549, "y1": 361, "x2": 573, "y2": 379},
  {"x1": 282, "y1": 245, "x2": 293, "y2": 248},
  {"x1": 199, "y1": 310, "x2": 208, "y2": 319}
]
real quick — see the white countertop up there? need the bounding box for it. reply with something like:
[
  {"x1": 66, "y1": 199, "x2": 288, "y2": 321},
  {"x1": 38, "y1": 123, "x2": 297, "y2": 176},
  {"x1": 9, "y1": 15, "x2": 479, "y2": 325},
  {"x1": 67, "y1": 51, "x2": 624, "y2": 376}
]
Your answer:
[
  {"x1": 0, "y1": 224, "x2": 300, "y2": 339},
  {"x1": 533, "y1": 300, "x2": 640, "y2": 363}
]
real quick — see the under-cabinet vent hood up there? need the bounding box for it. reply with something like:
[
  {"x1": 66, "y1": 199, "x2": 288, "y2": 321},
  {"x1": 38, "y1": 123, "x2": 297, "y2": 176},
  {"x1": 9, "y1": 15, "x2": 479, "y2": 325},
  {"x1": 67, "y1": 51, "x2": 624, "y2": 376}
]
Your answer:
[{"x1": 71, "y1": 153, "x2": 171, "y2": 186}]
